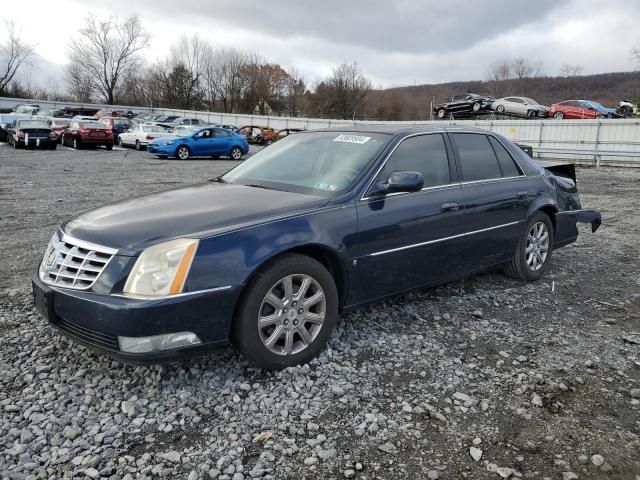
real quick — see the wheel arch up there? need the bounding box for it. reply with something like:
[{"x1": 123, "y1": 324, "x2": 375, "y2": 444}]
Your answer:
[
  {"x1": 242, "y1": 244, "x2": 349, "y2": 309},
  {"x1": 531, "y1": 203, "x2": 557, "y2": 233}
]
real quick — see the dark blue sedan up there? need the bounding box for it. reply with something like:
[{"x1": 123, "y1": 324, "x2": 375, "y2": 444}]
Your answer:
[
  {"x1": 32, "y1": 126, "x2": 601, "y2": 369},
  {"x1": 147, "y1": 126, "x2": 249, "y2": 160}
]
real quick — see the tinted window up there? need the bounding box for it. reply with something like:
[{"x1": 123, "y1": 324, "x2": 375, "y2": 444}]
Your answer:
[
  {"x1": 214, "y1": 129, "x2": 231, "y2": 137},
  {"x1": 380, "y1": 134, "x2": 451, "y2": 188},
  {"x1": 489, "y1": 137, "x2": 522, "y2": 177},
  {"x1": 452, "y1": 133, "x2": 502, "y2": 181}
]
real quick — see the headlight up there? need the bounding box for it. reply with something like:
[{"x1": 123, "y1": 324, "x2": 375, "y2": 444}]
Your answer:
[{"x1": 123, "y1": 239, "x2": 198, "y2": 297}]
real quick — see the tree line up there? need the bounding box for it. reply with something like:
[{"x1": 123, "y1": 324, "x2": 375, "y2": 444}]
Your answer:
[{"x1": 1, "y1": 16, "x2": 639, "y2": 120}]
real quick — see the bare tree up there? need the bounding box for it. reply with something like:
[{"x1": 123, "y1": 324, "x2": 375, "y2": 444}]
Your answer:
[
  {"x1": 0, "y1": 20, "x2": 35, "y2": 96},
  {"x1": 326, "y1": 62, "x2": 371, "y2": 119},
  {"x1": 67, "y1": 15, "x2": 150, "y2": 104},
  {"x1": 66, "y1": 63, "x2": 96, "y2": 102},
  {"x1": 511, "y1": 57, "x2": 542, "y2": 80},
  {"x1": 486, "y1": 60, "x2": 513, "y2": 97},
  {"x1": 217, "y1": 47, "x2": 248, "y2": 113},
  {"x1": 560, "y1": 63, "x2": 584, "y2": 77}
]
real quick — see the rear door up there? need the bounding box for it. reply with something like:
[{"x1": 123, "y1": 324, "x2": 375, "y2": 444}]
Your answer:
[
  {"x1": 449, "y1": 132, "x2": 533, "y2": 269},
  {"x1": 355, "y1": 133, "x2": 468, "y2": 301}
]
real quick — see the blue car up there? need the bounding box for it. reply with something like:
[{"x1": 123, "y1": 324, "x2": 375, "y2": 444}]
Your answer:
[
  {"x1": 147, "y1": 126, "x2": 249, "y2": 160},
  {"x1": 32, "y1": 126, "x2": 601, "y2": 369}
]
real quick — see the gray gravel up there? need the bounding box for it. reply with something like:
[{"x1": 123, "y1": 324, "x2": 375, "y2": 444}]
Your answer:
[{"x1": 1, "y1": 144, "x2": 639, "y2": 479}]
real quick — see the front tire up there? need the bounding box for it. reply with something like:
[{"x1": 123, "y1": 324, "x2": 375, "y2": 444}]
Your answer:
[
  {"x1": 135, "y1": 140, "x2": 141, "y2": 151},
  {"x1": 176, "y1": 146, "x2": 191, "y2": 160},
  {"x1": 232, "y1": 253, "x2": 338, "y2": 370},
  {"x1": 553, "y1": 112, "x2": 564, "y2": 120},
  {"x1": 437, "y1": 108, "x2": 446, "y2": 119},
  {"x1": 496, "y1": 105, "x2": 506, "y2": 114},
  {"x1": 472, "y1": 102, "x2": 481, "y2": 112},
  {"x1": 504, "y1": 212, "x2": 554, "y2": 281},
  {"x1": 73, "y1": 137, "x2": 80, "y2": 149}
]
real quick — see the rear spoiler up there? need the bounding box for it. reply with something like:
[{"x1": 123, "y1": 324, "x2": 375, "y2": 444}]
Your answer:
[{"x1": 535, "y1": 160, "x2": 576, "y2": 183}]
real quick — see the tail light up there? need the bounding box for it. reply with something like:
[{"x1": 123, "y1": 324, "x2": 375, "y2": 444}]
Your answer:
[
  {"x1": 145, "y1": 135, "x2": 155, "y2": 140},
  {"x1": 49, "y1": 132, "x2": 56, "y2": 140},
  {"x1": 17, "y1": 130, "x2": 24, "y2": 138}
]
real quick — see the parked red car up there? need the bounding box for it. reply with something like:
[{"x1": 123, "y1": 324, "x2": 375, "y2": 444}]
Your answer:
[
  {"x1": 548, "y1": 100, "x2": 611, "y2": 119},
  {"x1": 62, "y1": 120, "x2": 114, "y2": 150}
]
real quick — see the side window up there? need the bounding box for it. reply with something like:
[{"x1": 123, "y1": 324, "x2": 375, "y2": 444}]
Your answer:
[
  {"x1": 488, "y1": 137, "x2": 522, "y2": 177},
  {"x1": 380, "y1": 134, "x2": 451, "y2": 188},
  {"x1": 214, "y1": 129, "x2": 231, "y2": 137},
  {"x1": 452, "y1": 133, "x2": 502, "y2": 182}
]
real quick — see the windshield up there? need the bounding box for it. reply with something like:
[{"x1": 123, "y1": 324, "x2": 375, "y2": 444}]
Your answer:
[
  {"x1": 172, "y1": 126, "x2": 196, "y2": 136},
  {"x1": 222, "y1": 131, "x2": 389, "y2": 195},
  {"x1": 15, "y1": 106, "x2": 36, "y2": 114},
  {"x1": 17, "y1": 120, "x2": 49, "y2": 128}
]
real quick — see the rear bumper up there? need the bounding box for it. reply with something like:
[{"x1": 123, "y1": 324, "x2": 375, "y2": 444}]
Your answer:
[
  {"x1": 18, "y1": 138, "x2": 56, "y2": 147},
  {"x1": 32, "y1": 275, "x2": 242, "y2": 364},
  {"x1": 554, "y1": 209, "x2": 601, "y2": 247},
  {"x1": 79, "y1": 137, "x2": 113, "y2": 145}
]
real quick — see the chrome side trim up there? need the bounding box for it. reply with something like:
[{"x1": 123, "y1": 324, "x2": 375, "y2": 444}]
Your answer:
[
  {"x1": 113, "y1": 285, "x2": 234, "y2": 301},
  {"x1": 61, "y1": 233, "x2": 119, "y2": 255},
  {"x1": 556, "y1": 209, "x2": 583, "y2": 214},
  {"x1": 367, "y1": 221, "x2": 520, "y2": 257},
  {"x1": 361, "y1": 182, "x2": 459, "y2": 202}
]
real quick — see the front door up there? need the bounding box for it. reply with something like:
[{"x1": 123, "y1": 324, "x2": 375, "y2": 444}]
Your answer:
[{"x1": 355, "y1": 133, "x2": 468, "y2": 303}]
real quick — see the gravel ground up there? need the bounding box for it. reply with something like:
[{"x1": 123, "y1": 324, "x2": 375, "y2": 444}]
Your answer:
[{"x1": 0, "y1": 144, "x2": 639, "y2": 480}]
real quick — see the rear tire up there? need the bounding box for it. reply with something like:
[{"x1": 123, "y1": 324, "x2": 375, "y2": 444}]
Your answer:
[
  {"x1": 73, "y1": 137, "x2": 80, "y2": 149},
  {"x1": 437, "y1": 108, "x2": 446, "y2": 119},
  {"x1": 118, "y1": 137, "x2": 124, "y2": 147},
  {"x1": 553, "y1": 112, "x2": 564, "y2": 120},
  {"x1": 135, "y1": 140, "x2": 141, "y2": 151},
  {"x1": 504, "y1": 212, "x2": 554, "y2": 281},
  {"x1": 472, "y1": 102, "x2": 481, "y2": 112},
  {"x1": 105, "y1": 144, "x2": 113, "y2": 151},
  {"x1": 232, "y1": 254, "x2": 338, "y2": 370},
  {"x1": 496, "y1": 105, "x2": 506, "y2": 114}
]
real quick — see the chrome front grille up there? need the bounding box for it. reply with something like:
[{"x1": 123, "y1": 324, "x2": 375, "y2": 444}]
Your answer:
[{"x1": 39, "y1": 233, "x2": 117, "y2": 290}]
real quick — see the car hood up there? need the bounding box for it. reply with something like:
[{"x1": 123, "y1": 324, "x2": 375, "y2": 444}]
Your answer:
[
  {"x1": 62, "y1": 182, "x2": 329, "y2": 254},
  {"x1": 150, "y1": 135, "x2": 187, "y2": 144}
]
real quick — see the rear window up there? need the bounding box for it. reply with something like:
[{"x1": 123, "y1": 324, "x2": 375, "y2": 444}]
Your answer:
[
  {"x1": 80, "y1": 121, "x2": 108, "y2": 129},
  {"x1": 489, "y1": 137, "x2": 522, "y2": 177},
  {"x1": 17, "y1": 120, "x2": 49, "y2": 128},
  {"x1": 452, "y1": 133, "x2": 502, "y2": 182}
]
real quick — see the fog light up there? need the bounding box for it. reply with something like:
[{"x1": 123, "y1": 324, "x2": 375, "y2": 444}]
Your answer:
[{"x1": 118, "y1": 332, "x2": 201, "y2": 353}]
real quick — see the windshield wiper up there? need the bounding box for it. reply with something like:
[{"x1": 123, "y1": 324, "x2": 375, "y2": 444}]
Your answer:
[
  {"x1": 244, "y1": 184, "x2": 272, "y2": 190},
  {"x1": 210, "y1": 176, "x2": 226, "y2": 183}
]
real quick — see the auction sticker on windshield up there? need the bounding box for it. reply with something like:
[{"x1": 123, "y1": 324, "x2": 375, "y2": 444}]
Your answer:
[{"x1": 333, "y1": 134, "x2": 371, "y2": 144}]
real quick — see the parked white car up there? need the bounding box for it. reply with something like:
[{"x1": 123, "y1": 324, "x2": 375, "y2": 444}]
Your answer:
[
  {"x1": 118, "y1": 124, "x2": 173, "y2": 150},
  {"x1": 491, "y1": 97, "x2": 549, "y2": 118}
]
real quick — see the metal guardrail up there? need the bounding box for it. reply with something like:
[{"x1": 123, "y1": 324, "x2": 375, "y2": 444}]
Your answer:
[{"x1": 2, "y1": 96, "x2": 640, "y2": 167}]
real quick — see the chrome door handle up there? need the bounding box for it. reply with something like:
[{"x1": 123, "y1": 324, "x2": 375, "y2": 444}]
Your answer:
[
  {"x1": 516, "y1": 191, "x2": 528, "y2": 200},
  {"x1": 440, "y1": 202, "x2": 459, "y2": 212}
]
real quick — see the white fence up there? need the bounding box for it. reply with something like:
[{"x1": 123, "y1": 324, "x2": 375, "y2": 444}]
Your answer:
[{"x1": 2, "y1": 96, "x2": 640, "y2": 166}]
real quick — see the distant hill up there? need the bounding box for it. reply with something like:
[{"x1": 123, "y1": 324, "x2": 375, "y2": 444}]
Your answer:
[{"x1": 365, "y1": 71, "x2": 640, "y2": 120}]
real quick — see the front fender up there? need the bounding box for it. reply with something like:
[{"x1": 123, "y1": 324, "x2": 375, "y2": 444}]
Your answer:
[{"x1": 184, "y1": 204, "x2": 358, "y2": 294}]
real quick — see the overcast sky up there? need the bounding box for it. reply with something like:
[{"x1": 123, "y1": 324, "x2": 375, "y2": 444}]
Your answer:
[{"x1": 5, "y1": 0, "x2": 640, "y2": 88}]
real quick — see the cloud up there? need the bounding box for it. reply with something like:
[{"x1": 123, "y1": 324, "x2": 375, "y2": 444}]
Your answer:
[{"x1": 6, "y1": 0, "x2": 640, "y2": 87}]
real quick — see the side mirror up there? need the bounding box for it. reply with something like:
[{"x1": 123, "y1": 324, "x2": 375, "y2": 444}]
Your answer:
[{"x1": 370, "y1": 171, "x2": 424, "y2": 196}]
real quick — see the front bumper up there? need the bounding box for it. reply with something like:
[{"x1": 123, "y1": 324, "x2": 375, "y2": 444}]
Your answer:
[
  {"x1": 147, "y1": 143, "x2": 176, "y2": 156},
  {"x1": 32, "y1": 275, "x2": 242, "y2": 364}
]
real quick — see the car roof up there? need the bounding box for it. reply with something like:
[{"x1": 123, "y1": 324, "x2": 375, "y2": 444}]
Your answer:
[{"x1": 309, "y1": 124, "x2": 491, "y2": 136}]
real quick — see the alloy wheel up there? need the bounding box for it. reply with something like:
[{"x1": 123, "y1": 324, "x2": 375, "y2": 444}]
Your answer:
[
  {"x1": 257, "y1": 274, "x2": 326, "y2": 356},
  {"x1": 526, "y1": 222, "x2": 549, "y2": 271},
  {"x1": 231, "y1": 147, "x2": 242, "y2": 160},
  {"x1": 177, "y1": 147, "x2": 189, "y2": 159}
]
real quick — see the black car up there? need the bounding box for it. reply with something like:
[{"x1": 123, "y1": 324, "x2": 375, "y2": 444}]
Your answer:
[
  {"x1": 7, "y1": 118, "x2": 57, "y2": 149},
  {"x1": 32, "y1": 126, "x2": 601, "y2": 369},
  {"x1": 434, "y1": 93, "x2": 495, "y2": 119}
]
